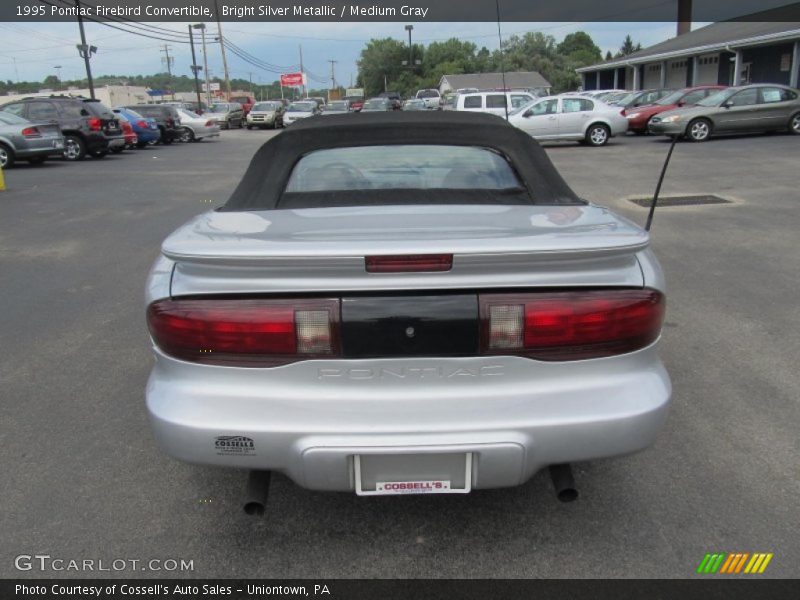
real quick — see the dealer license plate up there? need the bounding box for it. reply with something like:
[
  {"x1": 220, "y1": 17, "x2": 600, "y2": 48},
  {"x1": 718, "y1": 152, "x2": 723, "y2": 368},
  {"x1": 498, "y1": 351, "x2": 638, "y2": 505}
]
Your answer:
[{"x1": 354, "y1": 453, "x2": 472, "y2": 496}]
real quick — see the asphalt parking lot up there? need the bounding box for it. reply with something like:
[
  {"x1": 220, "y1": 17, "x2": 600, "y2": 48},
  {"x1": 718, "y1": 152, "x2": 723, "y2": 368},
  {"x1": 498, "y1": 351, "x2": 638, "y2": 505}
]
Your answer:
[{"x1": 2, "y1": 128, "x2": 798, "y2": 579}]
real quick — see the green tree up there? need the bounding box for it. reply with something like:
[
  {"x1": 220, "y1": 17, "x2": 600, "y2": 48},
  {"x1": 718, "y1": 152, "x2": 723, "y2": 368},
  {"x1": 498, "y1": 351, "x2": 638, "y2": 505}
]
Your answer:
[
  {"x1": 617, "y1": 35, "x2": 642, "y2": 57},
  {"x1": 557, "y1": 31, "x2": 602, "y2": 65},
  {"x1": 356, "y1": 38, "x2": 410, "y2": 96}
]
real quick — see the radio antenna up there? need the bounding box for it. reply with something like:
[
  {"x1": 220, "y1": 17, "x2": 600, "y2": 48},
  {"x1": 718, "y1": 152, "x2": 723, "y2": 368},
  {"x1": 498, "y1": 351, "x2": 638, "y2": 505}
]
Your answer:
[
  {"x1": 495, "y1": 0, "x2": 509, "y2": 121},
  {"x1": 646, "y1": 134, "x2": 679, "y2": 231}
]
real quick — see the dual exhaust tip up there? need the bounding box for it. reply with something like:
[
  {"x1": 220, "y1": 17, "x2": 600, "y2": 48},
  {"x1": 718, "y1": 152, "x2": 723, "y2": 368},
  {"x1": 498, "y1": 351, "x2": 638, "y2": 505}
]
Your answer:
[{"x1": 242, "y1": 464, "x2": 577, "y2": 515}]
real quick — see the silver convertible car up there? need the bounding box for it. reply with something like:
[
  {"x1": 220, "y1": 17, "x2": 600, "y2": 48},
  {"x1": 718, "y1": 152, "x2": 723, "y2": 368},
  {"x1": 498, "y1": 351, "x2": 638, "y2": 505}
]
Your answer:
[{"x1": 145, "y1": 112, "x2": 670, "y2": 512}]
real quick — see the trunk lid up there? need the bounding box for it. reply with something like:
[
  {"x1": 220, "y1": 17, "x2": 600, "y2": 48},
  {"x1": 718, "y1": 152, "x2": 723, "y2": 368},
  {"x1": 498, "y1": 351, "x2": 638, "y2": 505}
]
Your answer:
[{"x1": 165, "y1": 204, "x2": 649, "y2": 295}]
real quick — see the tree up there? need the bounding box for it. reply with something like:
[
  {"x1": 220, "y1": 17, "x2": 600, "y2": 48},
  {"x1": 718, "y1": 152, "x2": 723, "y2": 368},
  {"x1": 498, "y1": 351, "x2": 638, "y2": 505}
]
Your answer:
[
  {"x1": 356, "y1": 38, "x2": 411, "y2": 96},
  {"x1": 605, "y1": 50, "x2": 613, "y2": 60},
  {"x1": 557, "y1": 31, "x2": 602, "y2": 65},
  {"x1": 617, "y1": 35, "x2": 642, "y2": 57}
]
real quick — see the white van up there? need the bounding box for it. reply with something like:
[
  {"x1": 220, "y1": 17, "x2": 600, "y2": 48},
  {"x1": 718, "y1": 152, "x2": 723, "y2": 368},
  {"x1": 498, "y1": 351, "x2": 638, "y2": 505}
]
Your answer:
[{"x1": 455, "y1": 91, "x2": 537, "y2": 117}]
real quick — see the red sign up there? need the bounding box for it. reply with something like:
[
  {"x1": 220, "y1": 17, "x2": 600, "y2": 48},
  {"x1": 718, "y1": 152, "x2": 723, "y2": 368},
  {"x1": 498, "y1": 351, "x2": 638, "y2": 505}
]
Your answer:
[{"x1": 280, "y1": 72, "x2": 305, "y2": 87}]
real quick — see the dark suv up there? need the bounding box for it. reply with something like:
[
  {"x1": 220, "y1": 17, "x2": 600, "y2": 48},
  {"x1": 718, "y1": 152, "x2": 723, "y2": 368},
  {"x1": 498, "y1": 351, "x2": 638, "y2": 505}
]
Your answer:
[
  {"x1": 378, "y1": 91, "x2": 403, "y2": 110},
  {"x1": 123, "y1": 104, "x2": 182, "y2": 144},
  {"x1": 0, "y1": 95, "x2": 125, "y2": 160}
]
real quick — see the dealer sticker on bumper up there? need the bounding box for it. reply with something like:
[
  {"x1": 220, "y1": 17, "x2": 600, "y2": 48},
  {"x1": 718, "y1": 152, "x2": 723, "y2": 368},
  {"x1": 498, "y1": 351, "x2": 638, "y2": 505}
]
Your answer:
[{"x1": 375, "y1": 480, "x2": 451, "y2": 494}]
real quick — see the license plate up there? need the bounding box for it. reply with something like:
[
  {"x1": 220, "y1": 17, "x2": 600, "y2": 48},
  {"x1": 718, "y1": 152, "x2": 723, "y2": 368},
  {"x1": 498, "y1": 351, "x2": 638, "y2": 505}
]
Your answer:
[
  {"x1": 108, "y1": 122, "x2": 117, "y2": 129},
  {"x1": 354, "y1": 453, "x2": 472, "y2": 496}
]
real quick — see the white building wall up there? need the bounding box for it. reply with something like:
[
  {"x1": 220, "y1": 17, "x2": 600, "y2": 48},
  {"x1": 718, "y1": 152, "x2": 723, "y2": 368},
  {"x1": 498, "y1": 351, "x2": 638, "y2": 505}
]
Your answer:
[
  {"x1": 643, "y1": 63, "x2": 663, "y2": 88},
  {"x1": 695, "y1": 53, "x2": 721, "y2": 85},
  {"x1": 666, "y1": 59, "x2": 689, "y2": 87},
  {"x1": 0, "y1": 85, "x2": 150, "y2": 107}
]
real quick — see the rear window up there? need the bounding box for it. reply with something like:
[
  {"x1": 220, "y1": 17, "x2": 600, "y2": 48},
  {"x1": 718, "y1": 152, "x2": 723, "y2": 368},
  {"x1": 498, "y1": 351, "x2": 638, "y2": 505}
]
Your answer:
[
  {"x1": 284, "y1": 145, "x2": 522, "y2": 192},
  {"x1": 82, "y1": 100, "x2": 115, "y2": 118}
]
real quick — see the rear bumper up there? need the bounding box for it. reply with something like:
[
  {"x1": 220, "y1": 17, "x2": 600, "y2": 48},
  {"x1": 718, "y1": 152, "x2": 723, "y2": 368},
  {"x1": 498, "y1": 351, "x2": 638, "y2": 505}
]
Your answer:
[
  {"x1": 146, "y1": 345, "x2": 671, "y2": 491},
  {"x1": 15, "y1": 138, "x2": 64, "y2": 158}
]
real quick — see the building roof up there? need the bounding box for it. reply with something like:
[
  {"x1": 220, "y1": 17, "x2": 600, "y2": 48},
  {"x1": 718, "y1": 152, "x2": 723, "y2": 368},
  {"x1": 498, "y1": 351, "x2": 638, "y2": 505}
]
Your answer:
[
  {"x1": 578, "y1": 21, "x2": 800, "y2": 72},
  {"x1": 439, "y1": 71, "x2": 551, "y2": 90}
]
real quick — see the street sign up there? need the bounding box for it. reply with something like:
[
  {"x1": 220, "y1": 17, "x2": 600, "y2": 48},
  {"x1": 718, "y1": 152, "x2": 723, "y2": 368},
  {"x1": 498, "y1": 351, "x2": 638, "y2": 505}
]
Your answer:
[
  {"x1": 281, "y1": 72, "x2": 306, "y2": 87},
  {"x1": 202, "y1": 82, "x2": 221, "y2": 92}
]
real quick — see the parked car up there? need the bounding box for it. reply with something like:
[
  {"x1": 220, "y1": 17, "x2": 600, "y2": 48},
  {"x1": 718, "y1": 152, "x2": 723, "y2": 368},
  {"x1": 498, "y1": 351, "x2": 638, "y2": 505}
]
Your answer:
[
  {"x1": 455, "y1": 91, "x2": 537, "y2": 117},
  {"x1": 113, "y1": 108, "x2": 161, "y2": 147},
  {"x1": 441, "y1": 93, "x2": 458, "y2": 110},
  {"x1": 283, "y1": 101, "x2": 320, "y2": 125},
  {"x1": 175, "y1": 108, "x2": 221, "y2": 142},
  {"x1": 230, "y1": 95, "x2": 256, "y2": 117},
  {"x1": 581, "y1": 89, "x2": 626, "y2": 100},
  {"x1": 1, "y1": 95, "x2": 125, "y2": 160},
  {"x1": 623, "y1": 86, "x2": 725, "y2": 133},
  {"x1": 115, "y1": 114, "x2": 138, "y2": 152},
  {"x1": 510, "y1": 95, "x2": 628, "y2": 146},
  {"x1": 161, "y1": 101, "x2": 207, "y2": 115},
  {"x1": 402, "y1": 99, "x2": 428, "y2": 111},
  {"x1": 608, "y1": 88, "x2": 675, "y2": 109},
  {"x1": 360, "y1": 98, "x2": 393, "y2": 112},
  {"x1": 125, "y1": 104, "x2": 182, "y2": 144},
  {"x1": 246, "y1": 101, "x2": 285, "y2": 129},
  {"x1": 415, "y1": 89, "x2": 441, "y2": 109},
  {"x1": 144, "y1": 112, "x2": 670, "y2": 506},
  {"x1": 205, "y1": 102, "x2": 245, "y2": 129},
  {"x1": 307, "y1": 96, "x2": 327, "y2": 108},
  {"x1": 0, "y1": 111, "x2": 64, "y2": 168},
  {"x1": 322, "y1": 100, "x2": 350, "y2": 115},
  {"x1": 648, "y1": 84, "x2": 800, "y2": 142},
  {"x1": 378, "y1": 91, "x2": 403, "y2": 110},
  {"x1": 345, "y1": 96, "x2": 364, "y2": 112}
]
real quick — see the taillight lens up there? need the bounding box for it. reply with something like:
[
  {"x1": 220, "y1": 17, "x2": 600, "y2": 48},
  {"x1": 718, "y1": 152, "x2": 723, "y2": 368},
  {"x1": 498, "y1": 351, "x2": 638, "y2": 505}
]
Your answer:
[
  {"x1": 87, "y1": 117, "x2": 102, "y2": 131},
  {"x1": 22, "y1": 127, "x2": 41, "y2": 138},
  {"x1": 166, "y1": 118, "x2": 175, "y2": 127},
  {"x1": 365, "y1": 254, "x2": 453, "y2": 273},
  {"x1": 136, "y1": 120, "x2": 147, "y2": 128},
  {"x1": 480, "y1": 289, "x2": 664, "y2": 360},
  {"x1": 147, "y1": 298, "x2": 340, "y2": 366}
]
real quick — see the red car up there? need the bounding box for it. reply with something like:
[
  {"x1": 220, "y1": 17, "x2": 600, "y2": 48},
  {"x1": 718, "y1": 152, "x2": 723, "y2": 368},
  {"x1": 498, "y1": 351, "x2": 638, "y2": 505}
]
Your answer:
[
  {"x1": 114, "y1": 116, "x2": 137, "y2": 152},
  {"x1": 231, "y1": 95, "x2": 256, "y2": 117},
  {"x1": 623, "y1": 86, "x2": 726, "y2": 133},
  {"x1": 346, "y1": 96, "x2": 364, "y2": 112}
]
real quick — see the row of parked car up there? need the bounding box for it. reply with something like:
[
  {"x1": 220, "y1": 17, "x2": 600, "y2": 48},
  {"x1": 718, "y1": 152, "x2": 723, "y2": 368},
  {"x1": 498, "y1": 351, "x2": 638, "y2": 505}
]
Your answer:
[{"x1": 0, "y1": 95, "x2": 223, "y2": 168}]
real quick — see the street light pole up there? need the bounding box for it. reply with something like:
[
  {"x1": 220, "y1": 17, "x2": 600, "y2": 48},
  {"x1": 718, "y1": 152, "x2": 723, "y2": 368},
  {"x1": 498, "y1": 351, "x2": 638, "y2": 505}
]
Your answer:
[
  {"x1": 213, "y1": 0, "x2": 232, "y2": 100},
  {"x1": 75, "y1": 0, "x2": 96, "y2": 99},
  {"x1": 188, "y1": 25, "x2": 204, "y2": 113},
  {"x1": 54, "y1": 65, "x2": 62, "y2": 90},
  {"x1": 405, "y1": 25, "x2": 414, "y2": 71},
  {"x1": 193, "y1": 24, "x2": 211, "y2": 107}
]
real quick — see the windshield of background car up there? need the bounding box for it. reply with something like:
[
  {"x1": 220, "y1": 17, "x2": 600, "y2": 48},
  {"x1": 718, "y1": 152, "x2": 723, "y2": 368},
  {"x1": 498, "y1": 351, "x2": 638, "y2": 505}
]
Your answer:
[
  {"x1": 284, "y1": 145, "x2": 522, "y2": 192},
  {"x1": 83, "y1": 101, "x2": 115, "y2": 118},
  {"x1": 210, "y1": 104, "x2": 230, "y2": 112},
  {"x1": 655, "y1": 90, "x2": 689, "y2": 105},
  {"x1": 288, "y1": 103, "x2": 315, "y2": 112},
  {"x1": 416, "y1": 90, "x2": 438, "y2": 98},
  {"x1": 697, "y1": 89, "x2": 737, "y2": 106},
  {"x1": 177, "y1": 109, "x2": 197, "y2": 120},
  {"x1": 363, "y1": 99, "x2": 388, "y2": 109},
  {"x1": 328, "y1": 102, "x2": 348, "y2": 110},
  {"x1": 253, "y1": 102, "x2": 280, "y2": 111}
]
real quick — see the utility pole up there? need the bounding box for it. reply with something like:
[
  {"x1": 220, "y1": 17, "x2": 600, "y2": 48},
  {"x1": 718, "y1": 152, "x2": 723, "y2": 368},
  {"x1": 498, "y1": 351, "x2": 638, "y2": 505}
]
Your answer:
[
  {"x1": 188, "y1": 26, "x2": 203, "y2": 113},
  {"x1": 405, "y1": 25, "x2": 414, "y2": 70},
  {"x1": 327, "y1": 59, "x2": 337, "y2": 102},
  {"x1": 299, "y1": 44, "x2": 306, "y2": 98},
  {"x1": 193, "y1": 23, "x2": 211, "y2": 107},
  {"x1": 213, "y1": 0, "x2": 232, "y2": 100},
  {"x1": 75, "y1": 0, "x2": 96, "y2": 99},
  {"x1": 249, "y1": 72, "x2": 253, "y2": 93},
  {"x1": 160, "y1": 44, "x2": 174, "y2": 99}
]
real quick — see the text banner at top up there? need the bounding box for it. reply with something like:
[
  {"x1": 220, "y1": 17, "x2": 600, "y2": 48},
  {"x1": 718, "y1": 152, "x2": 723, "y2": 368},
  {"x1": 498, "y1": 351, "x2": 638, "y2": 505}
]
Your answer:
[{"x1": 6, "y1": 0, "x2": 800, "y2": 22}]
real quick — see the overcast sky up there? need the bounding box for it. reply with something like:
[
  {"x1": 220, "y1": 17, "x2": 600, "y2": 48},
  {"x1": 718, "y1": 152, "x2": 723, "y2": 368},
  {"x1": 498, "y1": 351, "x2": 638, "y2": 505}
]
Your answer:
[{"x1": 0, "y1": 21, "x2": 693, "y2": 88}]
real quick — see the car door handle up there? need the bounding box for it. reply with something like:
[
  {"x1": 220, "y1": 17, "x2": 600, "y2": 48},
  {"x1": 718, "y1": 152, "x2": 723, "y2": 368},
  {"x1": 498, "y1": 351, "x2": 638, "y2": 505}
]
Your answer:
[{"x1": 548, "y1": 116, "x2": 557, "y2": 120}]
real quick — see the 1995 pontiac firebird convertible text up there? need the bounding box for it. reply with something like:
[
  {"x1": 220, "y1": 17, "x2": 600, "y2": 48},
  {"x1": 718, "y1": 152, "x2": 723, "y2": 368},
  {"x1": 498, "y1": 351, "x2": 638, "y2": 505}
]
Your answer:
[{"x1": 144, "y1": 112, "x2": 670, "y2": 511}]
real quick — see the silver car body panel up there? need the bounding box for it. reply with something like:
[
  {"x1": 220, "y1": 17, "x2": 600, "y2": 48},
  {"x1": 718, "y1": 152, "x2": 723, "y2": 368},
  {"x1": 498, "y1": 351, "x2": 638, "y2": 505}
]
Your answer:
[
  {"x1": 146, "y1": 201, "x2": 670, "y2": 492},
  {"x1": 510, "y1": 96, "x2": 628, "y2": 140}
]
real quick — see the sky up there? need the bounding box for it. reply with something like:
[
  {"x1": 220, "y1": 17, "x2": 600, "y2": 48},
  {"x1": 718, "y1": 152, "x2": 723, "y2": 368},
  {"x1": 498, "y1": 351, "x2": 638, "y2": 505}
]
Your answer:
[{"x1": 0, "y1": 21, "x2": 691, "y2": 89}]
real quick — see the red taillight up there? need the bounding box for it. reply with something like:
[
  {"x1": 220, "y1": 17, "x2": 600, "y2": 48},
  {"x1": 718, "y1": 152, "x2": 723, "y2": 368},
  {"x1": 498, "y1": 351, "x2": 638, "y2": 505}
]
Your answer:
[
  {"x1": 136, "y1": 120, "x2": 147, "y2": 128},
  {"x1": 87, "y1": 117, "x2": 102, "y2": 131},
  {"x1": 365, "y1": 254, "x2": 453, "y2": 273},
  {"x1": 122, "y1": 121, "x2": 133, "y2": 134},
  {"x1": 147, "y1": 298, "x2": 339, "y2": 366},
  {"x1": 480, "y1": 289, "x2": 664, "y2": 360},
  {"x1": 166, "y1": 118, "x2": 175, "y2": 127},
  {"x1": 21, "y1": 126, "x2": 41, "y2": 138}
]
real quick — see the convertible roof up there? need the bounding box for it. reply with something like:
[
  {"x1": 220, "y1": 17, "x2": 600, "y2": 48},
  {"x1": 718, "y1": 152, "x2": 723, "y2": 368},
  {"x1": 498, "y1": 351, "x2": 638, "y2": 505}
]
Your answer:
[{"x1": 222, "y1": 111, "x2": 582, "y2": 211}]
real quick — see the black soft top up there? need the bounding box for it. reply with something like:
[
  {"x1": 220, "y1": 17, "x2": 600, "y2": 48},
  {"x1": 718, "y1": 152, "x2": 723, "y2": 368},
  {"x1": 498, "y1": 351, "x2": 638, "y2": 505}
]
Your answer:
[{"x1": 221, "y1": 111, "x2": 583, "y2": 211}]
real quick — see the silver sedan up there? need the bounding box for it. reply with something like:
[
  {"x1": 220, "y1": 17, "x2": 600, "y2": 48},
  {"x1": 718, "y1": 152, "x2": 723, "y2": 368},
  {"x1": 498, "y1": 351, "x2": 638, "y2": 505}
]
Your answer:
[
  {"x1": 509, "y1": 95, "x2": 628, "y2": 146},
  {"x1": 175, "y1": 109, "x2": 221, "y2": 142},
  {"x1": 0, "y1": 111, "x2": 64, "y2": 168}
]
